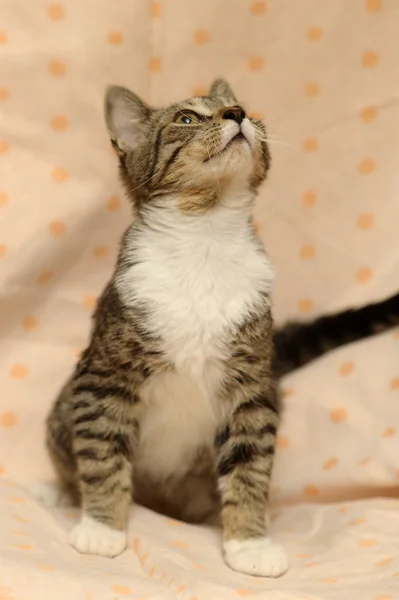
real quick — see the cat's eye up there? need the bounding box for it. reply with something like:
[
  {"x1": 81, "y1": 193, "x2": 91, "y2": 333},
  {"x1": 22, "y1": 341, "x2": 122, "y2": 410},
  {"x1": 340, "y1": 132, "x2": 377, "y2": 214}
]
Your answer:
[{"x1": 173, "y1": 111, "x2": 203, "y2": 125}]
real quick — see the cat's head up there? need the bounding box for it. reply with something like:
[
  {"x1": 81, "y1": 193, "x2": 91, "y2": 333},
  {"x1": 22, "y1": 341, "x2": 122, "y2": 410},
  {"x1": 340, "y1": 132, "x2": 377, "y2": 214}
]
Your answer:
[{"x1": 105, "y1": 79, "x2": 270, "y2": 214}]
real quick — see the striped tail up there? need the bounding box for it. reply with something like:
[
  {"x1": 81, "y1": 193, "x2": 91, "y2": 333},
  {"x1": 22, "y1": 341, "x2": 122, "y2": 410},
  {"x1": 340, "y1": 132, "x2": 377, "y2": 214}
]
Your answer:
[{"x1": 273, "y1": 292, "x2": 399, "y2": 378}]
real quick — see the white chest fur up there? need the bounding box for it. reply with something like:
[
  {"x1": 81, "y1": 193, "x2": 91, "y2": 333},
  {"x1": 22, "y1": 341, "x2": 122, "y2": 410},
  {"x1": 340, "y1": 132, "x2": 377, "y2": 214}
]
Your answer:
[{"x1": 117, "y1": 202, "x2": 274, "y2": 479}]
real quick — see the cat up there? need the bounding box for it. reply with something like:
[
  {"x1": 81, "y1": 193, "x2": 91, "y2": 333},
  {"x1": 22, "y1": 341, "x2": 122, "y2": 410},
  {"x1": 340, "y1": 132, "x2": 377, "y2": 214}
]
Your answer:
[{"x1": 38, "y1": 79, "x2": 399, "y2": 578}]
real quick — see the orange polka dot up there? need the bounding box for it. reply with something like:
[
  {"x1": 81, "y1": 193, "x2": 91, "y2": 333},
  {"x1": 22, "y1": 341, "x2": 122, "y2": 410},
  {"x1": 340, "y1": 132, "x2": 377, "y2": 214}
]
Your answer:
[
  {"x1": 359, "y1": 538, "x2": 377, "y2": 547},
  {"x1": 22, "y1": 316, "x2": 38, "y2": 332},
  {"x1": 303, "y1": 137, "x2": 318, "y2": 152},
  {"x1": 11, "y1": 497, "x2": 26, "y2": 504},
  {"x1": 0, "y1": 411, "x2": 18, "y2": 429},
  {"x1": 10, "y1": 364, "x2": 29, "y2": 380},
  {"x1": 0, "y1": 244, "x2": 6, "y2": 257},
  {"x1": 307, "y1": 27, "x2": 323, "y2": 41},
  {"x1": 12, "y1": 530, "x2": 29, "y2": 537},
  {"x1": 358, "y1": 456, "x2": 371, "y2": 466},
  {"x1": 339, "y1": 361, "x2": 355, "y2": 376},
  {"x1": 192, "y1": 563, "x2": 207, "y2": 571},
  {"x1": 108, "y1": 32, "x2": 123, "y2": 45},
  {"x1": 151, "y1": 1, "x2": 162, "y2": 17},
  {"x1": 172, "y1": 540, "x2": 189, "y2": 549},
  {"x1": 0, "y1": 31, "x2": 8, "y2": 44},
  {"x1": 249, "y1": 111, "x2": 264, "y2": 121},
  {"x1": 300, "y1": 244, "x2": 316, "y2": 259},
  {"x1": 149, "y1": 57, "x2": 161, "y2": 72},
  {"x1": 376, "y1": 557, "x2": 394, "y2": 567},
  {"x1": 49, "y1": 220, "x2": 66, "y2": 237},
  {"x1": 298, "y1": 298, "x2": 314, "y2": 313},
  {"x1": 301, "y1": 189, "x2": 317, "y2": 207},
  {"x1": 51, "y1": 167, "x2": 69, "y2": 182},
  {"x1": 390, "y1": 377, "x2": 399, "y2": 390},
  {"x1": 366, "y1": 0, "x2": 382, "y2": 11},
  {"x1": 360, "y1": 106, "x2": 377, "y2": 122},
  {"x1": 375, "y1": 596, "x2": 393, "y2": 600},
  {"x1": 93, "y1": 245, "x2": 109, "y2": 259},
  {"x1": 304, "y1": 82, "x2": 320, "y2": 97},
  {"x1": 36, "y1": 564, "x2": 56, "y2": 572},
  {"x1": 330, "y1": 408, "x2": 348, "y2": 424},
  {"x1": 350, "y1": 518, "x2": 367, "y2": 526},
  {"x1": 277, "y1": 435, "x2": 289, "y2": 449},
  {"x1": 357, "y1": 212, "x2": 374, "y2": 229},
  {"x1": 248, "y1": 56, "x2": 264, "y2": 72},
  {"x1": 323, "y1": 457, "x2": 338, "y2": 470},
  {"x1": 49, "y1": 59, "x2": 66, "y2": 76},
  {"x1": 297, "y1": 553, "x2": 311, "y2": 559},
  {"x1": 382, "y1": 427, "x2": 396, "y2": 438},
  {"x1": 303, "y1": 484, "x2": 320, "y2": 498},
  {"x1": 12, "y1": 514, "x2": 29, "y2": 523},
  {"x1": 250, "y1": 1, "x2": 267, "y2": 15},
  {"x1": 14, "y1": 543, "x2": 33, "y2": 552},
  {"x1": 111, "y1": 586, "x2": 133, "y2": 595},
  {"x1": 0, "y1": 88, "x2": 9, "y2": 101},
  {"x1": 356, "y1": 267, "x2": 373, "y2": 283},
  {"x1": 51, "y1": 115, "x2": 68, "y2": 131},
  {"x1": 282, "y1": 387, "x2": 293, "y2": 399},
  {"x1": 83, "y1": 295, "x2": 97, "y2": 310},
  {"x1": 107, "y1": 195, "x2": 121, "y2": 211},
  {"x1": 362, "y1": 51, "x2": 379, "y2": 67},
  {"x1": 0, "y1": 191, "x2": 8, "y2": 207},
  {"x1": 236, "y1": 590, "x2": 255, "y2": 597},
  {"x1": 47, "y1": 4, "x2": 64, "y2": 20},
  {"x1": 192, "y1": 84, "x2": 207, "y2": 96},
  {"x1": 0, "y1": 140, "x2": 10, "y2": 154},
  {"x1": 194, "y1": 29, "x2": 211, "y2": 45},
  {"x1": 37, "y1": 270, "x2": 54, "y2": 284},
  {"x1": 393, "y1": 330, "x2": 399, "y2": 341},
  {"x1": 338, "y1": 506, "x2": 349, "y2": 513}
]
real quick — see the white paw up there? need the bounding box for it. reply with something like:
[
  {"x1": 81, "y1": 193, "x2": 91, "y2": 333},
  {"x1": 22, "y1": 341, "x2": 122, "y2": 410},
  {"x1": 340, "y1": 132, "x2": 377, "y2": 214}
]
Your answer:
[
  {"x1": 30, "y1": 482, "x2": 72, "y2": 508},
  {"x1": 69, "y1": 514, "x2": 127, "y2": 557},
  {"x1": 223, "y1": 537, "x2": 288, "y2": 577}
]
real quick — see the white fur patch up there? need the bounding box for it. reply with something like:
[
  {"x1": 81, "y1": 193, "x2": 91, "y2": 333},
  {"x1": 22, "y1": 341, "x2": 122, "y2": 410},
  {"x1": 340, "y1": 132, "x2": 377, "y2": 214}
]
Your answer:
[
  {"x1": 224, "y1": 538, "x2": 288, "y2": 577},
  {"x1": 30, "y1": 481, "x2": 72, "y2": 508},
  {"x1": 117, "y1": 202, "x2": 274, "y2": 481},
  {"x1": 69, "y1": 514, "x2": 127, "y2": 557},
  {"x1": 241, "y1": 118, "x2": 257, "y2": 150}
]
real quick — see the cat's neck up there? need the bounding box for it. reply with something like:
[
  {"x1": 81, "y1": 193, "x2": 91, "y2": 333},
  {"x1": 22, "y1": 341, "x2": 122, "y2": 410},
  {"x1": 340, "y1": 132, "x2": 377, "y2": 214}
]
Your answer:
[{"x1": 135, "y1": 185, "x2": 256, "y2": 248}]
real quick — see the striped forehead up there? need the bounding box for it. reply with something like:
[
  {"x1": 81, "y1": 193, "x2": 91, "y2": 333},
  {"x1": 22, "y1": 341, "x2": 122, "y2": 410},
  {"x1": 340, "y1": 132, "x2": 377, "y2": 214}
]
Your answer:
[{"x1": 179, "y1": 96, "x2": 224, "y2": 116}]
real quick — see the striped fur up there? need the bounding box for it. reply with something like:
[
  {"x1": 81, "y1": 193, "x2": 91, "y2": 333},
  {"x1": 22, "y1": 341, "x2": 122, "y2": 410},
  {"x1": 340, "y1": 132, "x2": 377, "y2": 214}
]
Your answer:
[{"x1": 43, "y1": 79, "x2": 398, "y2": 577}]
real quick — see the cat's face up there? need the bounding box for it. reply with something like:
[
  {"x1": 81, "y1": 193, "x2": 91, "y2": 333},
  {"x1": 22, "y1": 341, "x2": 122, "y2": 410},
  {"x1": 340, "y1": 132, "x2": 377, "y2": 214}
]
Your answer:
[{"x1": 105, "y1": 79, "x2": 270, "y2": 214}]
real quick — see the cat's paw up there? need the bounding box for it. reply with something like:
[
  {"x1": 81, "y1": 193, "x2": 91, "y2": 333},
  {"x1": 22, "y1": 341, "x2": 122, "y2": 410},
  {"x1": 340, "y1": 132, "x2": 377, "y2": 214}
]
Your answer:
[
  {"x1": 69, "y1": 515, "x2": 127, "y2": 557},
  {"x1": 30, "y1": 482, "x2": 72, "y2": 508},
  {"x1": 223, "y1": 537, "x2": 288, "y2": 577}
]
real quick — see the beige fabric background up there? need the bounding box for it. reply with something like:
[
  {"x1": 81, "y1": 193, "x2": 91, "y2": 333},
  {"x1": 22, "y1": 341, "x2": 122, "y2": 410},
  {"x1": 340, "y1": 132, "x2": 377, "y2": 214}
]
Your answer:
[{"x1": 0, "y1": 0, "x2": 399, "y2": 598}]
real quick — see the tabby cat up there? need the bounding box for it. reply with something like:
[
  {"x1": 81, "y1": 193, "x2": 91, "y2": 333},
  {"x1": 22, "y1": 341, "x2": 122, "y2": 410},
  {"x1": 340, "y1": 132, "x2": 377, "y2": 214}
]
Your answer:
[{"x1": 38, "y1": 79, "x2": 399, "y2": 578}]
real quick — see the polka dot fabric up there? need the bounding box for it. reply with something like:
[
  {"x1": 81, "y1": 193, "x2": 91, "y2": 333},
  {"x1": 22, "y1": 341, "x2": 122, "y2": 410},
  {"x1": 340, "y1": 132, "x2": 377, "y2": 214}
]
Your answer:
[{"x1": 0, "y1": 0, "x2": 398, "y2": 597}]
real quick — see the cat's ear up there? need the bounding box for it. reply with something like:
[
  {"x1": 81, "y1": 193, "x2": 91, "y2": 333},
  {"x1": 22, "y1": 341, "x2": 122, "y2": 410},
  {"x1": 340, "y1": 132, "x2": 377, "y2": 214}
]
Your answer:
[
  {"x1": 209, "y1": 78, "x2": 237, "y2": 104},
  {"x1": 105, "y1": 86, "x2": 152, "y2": 154}
]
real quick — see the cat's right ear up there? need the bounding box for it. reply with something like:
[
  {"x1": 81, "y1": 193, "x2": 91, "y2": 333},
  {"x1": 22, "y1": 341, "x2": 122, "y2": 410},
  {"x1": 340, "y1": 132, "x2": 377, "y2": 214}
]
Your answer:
[{"x1": 105, "y1": 86, "x2": 152, "y2": 154}]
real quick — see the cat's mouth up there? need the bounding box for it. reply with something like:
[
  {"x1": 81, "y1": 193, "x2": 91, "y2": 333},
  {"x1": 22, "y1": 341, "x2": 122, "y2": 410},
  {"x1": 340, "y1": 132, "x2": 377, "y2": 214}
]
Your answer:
[
  {"x1": 224, "y1": 132, "x2": 246, "y2": 149},
  {"x1": 204, "y1": 131, "x2": 249, "y2": 163}
]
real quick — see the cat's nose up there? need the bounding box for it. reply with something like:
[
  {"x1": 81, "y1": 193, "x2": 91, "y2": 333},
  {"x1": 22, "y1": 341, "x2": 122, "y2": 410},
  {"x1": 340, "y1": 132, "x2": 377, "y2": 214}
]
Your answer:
[{"x1": 221, "y1": 106, "x2": 246, "y2": 125}]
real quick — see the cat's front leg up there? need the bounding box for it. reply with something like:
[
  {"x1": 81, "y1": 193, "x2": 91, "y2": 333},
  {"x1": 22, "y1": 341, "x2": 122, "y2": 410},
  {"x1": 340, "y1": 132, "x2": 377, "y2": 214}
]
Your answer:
[
  {"x1": 216, "y1": 386, "x2": 288, "y2": 577},
  {"x1": 68, "y1": 374, "x2": 139, "y2": 558}
]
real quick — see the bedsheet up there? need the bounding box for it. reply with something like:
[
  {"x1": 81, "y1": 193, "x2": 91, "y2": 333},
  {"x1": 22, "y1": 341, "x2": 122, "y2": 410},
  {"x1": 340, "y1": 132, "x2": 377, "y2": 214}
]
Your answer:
[{"x1": 1, "y1": 0, "x2": 399, "y2": 598}]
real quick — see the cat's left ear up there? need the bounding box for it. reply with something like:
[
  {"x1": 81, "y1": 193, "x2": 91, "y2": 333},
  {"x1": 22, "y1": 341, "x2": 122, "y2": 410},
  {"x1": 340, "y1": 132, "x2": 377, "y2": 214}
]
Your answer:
[
  {"x1": 209, "y1": 78, "x2": 237, "y2": 104},
  {"x1": 105, "y1": 85, "x2": 152, "y2": 154}
]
